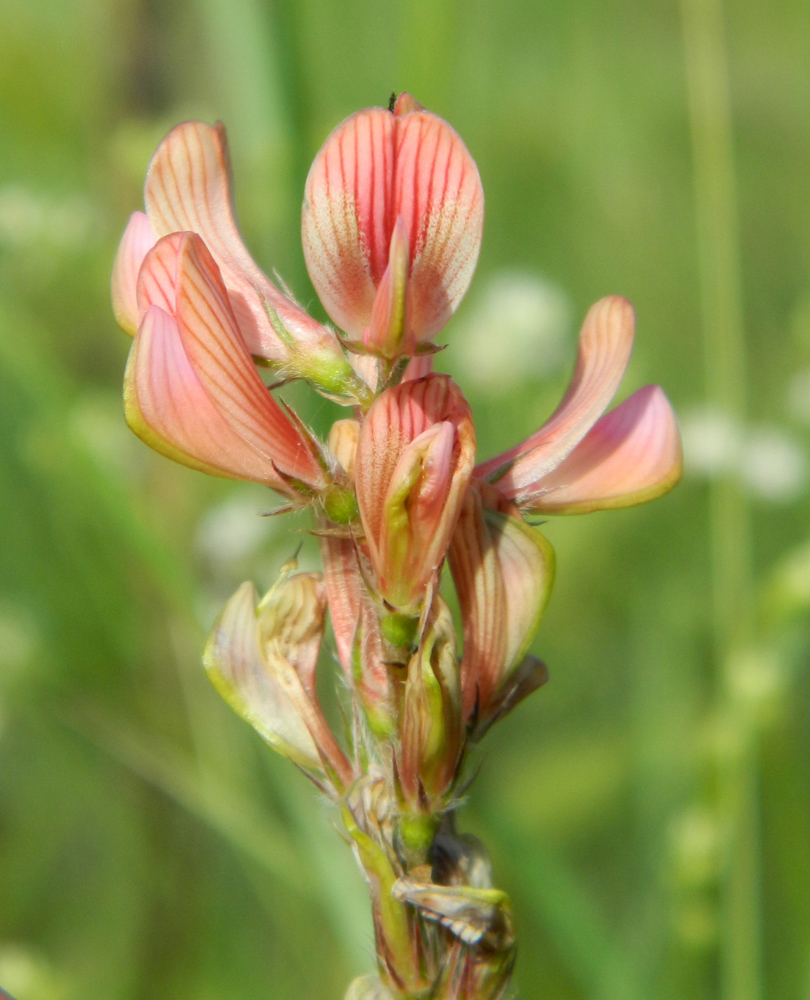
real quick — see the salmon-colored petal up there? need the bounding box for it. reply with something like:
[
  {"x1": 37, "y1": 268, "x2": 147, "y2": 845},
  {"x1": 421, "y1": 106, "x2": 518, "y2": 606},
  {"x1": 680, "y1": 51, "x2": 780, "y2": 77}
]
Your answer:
[
  {"x1": 449, "y1": 487, "x2": 555, "y2": 720},
  {"x1": 524, "y1": 385, "x2": 683, "y2": 513},
  {"x1": 302, "y1": 103, "x2": 483, "y2": 343},
  {"x1": 145, "y1": 120, "x2": 338, "y2": 362},
  {"x1": 125, "y1": 305, "x2": 287, "y2": 486},
  {"x1": 362, "y1": 215, "x2": 413, "y2": 357},
  {"x1": 173, "y1": 233, "x2": 326, "y2": 489},
  {"x1": 378, "y1": 421, "x2": 457, "y2": 607},
  {"x1": 111, "y1": 211, "x2": 156, "y2": 335},
  {"x1": 319, "y1": 532, "x2": 361, "y2": 674},
  {"x1": 356, "y1": 375, "x2": 473, "y2": 546},
  {"x1": 355, "y1": 376, "x2": 475, "y2": 608},
  {"x1": 476, "y1": 296, "x2": 636, "y2": 495}
]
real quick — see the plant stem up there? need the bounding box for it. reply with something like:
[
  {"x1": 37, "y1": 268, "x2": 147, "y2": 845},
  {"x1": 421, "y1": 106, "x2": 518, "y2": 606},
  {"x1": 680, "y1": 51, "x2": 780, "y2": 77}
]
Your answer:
[{"x1": 680, "y1": 1, "x2": 762, "y2": 998}]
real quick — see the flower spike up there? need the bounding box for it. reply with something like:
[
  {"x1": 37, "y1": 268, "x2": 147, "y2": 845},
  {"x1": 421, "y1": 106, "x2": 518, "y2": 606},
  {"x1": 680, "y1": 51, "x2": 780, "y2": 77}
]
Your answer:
[{"x1": 302, "y1": 95, "x2": 484, "y2": 358}]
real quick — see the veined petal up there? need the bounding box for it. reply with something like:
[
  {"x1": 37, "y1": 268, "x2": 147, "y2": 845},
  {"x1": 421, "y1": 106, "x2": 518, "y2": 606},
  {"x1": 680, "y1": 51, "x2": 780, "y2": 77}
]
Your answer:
[
  {"x1": 476, "y1": 296, "x2": 635, "y2": 495},
  {"x1": 204, "y1": 582, "x2": 324, "y2": 772},
  {"x1": 378, "y1": 422, "x2": 456, "y2": 607},
  {"x1": 257, "y1": 571, "x2": 328, "y2": 699},
  {"x1": 356, "y1": 375, "x2": 473, "y2": 549},
  {"x1": 172, "y1": 233, "x2": 326, "y2": 488},
  {"x1": 449, "y1": 487, "x2": 555, "y2": 720},
  {"x1": 355, "y1": 375, "x2": 475, "y2": 608},
  {"x1": 111, "y1": 211, "x2": 155, "y2": 335},
  {"x1": 363, "y1": 215, "x2": 413, "y2": 357},
  {"x1": 125, "y1": 304, "x2": 290, "y2": 486},
  {"x1": 145, "y1": 120, "x2": 338, "y2": 361},
  {"x1": 524, "y1": 385, "x2": 683, "y2": 513},
  {"x1": 302, "y1": 101, "x2": 483, "y2": 343},
  {"x1": 319, "y1": 532, "x2": 361, "y2": 673}
]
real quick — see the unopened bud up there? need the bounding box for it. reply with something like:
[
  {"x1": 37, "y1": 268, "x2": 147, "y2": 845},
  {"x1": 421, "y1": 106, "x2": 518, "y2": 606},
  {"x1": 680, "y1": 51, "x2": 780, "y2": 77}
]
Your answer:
[{"x1": 400, "y1": 597, "x2": 463, "y2": 808}]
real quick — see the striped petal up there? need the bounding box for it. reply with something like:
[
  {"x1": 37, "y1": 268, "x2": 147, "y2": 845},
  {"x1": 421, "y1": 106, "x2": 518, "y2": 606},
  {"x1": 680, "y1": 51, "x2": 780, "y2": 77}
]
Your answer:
[
  {"x1": 172, "y1": 233, "x2": 325, "y2": 488},
  {"x1": 111, "y1": 211, "x2": 155, "y2": 335},
  {"x1": 145, "y1": 120, "x2": 338, "y2": 362},
  {"x1": 355, "y1": 375, "x2": 475, "y2": 609},
  {"x1": 476, "y1": 296, "x2": 636, "y2": 496},
  {"x1": 302, "y1": 97, "x2": 483, "y2": 345},
  {"x1": 523, "y1": 385, "x2": 683, "y2": 513},
  {"x1": 449, "y1": 486, "x2": 555, "y2": 720},
  {"x1": 129, "y1": 232, "x2": 326, "y2": 491},
  {"x1": 125, "y1": 304, "x2": 290, "y2": 486}
]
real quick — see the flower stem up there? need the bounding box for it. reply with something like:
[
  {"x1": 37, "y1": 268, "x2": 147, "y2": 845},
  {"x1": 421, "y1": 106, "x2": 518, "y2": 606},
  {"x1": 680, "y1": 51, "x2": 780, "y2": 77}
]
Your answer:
[{"x1": 680, "y1": 1, "x2": 762, "y2": 997}]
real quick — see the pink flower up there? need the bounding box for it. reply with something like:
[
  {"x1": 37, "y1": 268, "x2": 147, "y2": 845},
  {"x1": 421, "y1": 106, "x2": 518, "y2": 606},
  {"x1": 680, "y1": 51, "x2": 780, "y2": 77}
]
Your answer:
[
  {"x1": 354, "y1": 374, "x2": 476, "y2": 612},
  {"x1": 476, "y1": 296, "x2": 682, "y2": 513},
  {"x1": 301, "y1": 94, "x2": 484, "y2": 360},
  {"x1": 450, "y1": 296, "x2": 682, "y2": 724},
  {"x1": 124, "y1": 230, "x2": 325, "y2": 497},
  {"x1": 112, "y1": 121, "x2": 343, "y2": 369}
]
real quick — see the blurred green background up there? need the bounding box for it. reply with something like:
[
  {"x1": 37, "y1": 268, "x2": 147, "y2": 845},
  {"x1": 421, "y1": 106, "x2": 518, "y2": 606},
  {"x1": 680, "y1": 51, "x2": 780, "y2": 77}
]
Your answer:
[{"x1": 1, "y1": 0, "x2": 809, "y2": 997}]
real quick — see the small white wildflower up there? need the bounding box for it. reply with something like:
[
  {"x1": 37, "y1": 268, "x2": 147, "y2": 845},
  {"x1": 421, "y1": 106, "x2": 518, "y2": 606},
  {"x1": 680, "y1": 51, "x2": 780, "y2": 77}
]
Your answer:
[
  {"x1": 454, "y1": 271, "x2": 571, "y2": 391},
  {"x1": 679, "y1": 407, "x2": 742, "y2": 478},
  {"x1": 739, "y1": 427, "x2": 807, "y2": 503}
]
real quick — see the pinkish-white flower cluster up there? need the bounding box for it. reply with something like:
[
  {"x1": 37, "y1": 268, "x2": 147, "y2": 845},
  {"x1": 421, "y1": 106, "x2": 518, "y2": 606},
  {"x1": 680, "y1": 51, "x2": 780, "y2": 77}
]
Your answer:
[{"x1": 112, "y1": 93, "x2": 682, "y2": 1000}]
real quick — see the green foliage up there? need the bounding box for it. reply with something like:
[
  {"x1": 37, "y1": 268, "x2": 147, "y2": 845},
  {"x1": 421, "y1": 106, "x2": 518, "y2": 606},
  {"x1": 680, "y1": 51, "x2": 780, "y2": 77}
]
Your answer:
[{"x1": 1, "y1": 0, "x2": 809, "y2": 998}]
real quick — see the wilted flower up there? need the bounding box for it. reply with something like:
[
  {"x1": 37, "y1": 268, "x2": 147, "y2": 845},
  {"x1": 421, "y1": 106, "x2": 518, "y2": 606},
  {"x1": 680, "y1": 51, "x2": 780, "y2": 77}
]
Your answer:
[{"x1": 204, "y1": 569, "x2": 354, "y2": 791}]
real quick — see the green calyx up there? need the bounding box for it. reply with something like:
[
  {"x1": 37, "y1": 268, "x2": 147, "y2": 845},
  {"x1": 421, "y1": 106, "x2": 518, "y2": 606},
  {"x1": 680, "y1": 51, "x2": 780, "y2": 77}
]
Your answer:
[
  {"x1": 381, "y1": 611, "x2": 419, "y2": 649},
  {"x1": 322, "y1": 484, "x2": 359, "y2": 524}
]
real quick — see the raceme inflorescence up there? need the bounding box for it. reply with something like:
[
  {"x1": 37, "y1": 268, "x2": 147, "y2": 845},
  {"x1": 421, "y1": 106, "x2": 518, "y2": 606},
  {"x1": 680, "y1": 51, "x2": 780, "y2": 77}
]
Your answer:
[{"x1": 112, "y1": 93, "x2": 682, "y2": 1000}]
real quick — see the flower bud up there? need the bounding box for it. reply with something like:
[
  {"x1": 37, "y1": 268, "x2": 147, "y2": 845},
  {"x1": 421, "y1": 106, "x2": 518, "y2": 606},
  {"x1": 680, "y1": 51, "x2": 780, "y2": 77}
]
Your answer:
[
  {"x1": 355, "y1": 375, "x2": 475, "y2": 611},
  {"x1": 400, "y1": 597, "x2": 463, "y2": 809}
]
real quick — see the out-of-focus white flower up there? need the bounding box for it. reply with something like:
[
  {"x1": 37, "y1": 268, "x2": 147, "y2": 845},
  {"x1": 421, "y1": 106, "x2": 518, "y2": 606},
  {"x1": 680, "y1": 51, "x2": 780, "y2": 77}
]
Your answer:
[
  {"x1": 786, "y1": 368, "x2": 810, "y2": 426},
  {"x1": 0, "y1": 943, "x2": 63, "y2": 1000},
  {"x1": 680, "y1": 407, "x2": 742, "y2": 477},
  {"x1": 0, "y1": 185, "x2": 97, "y2": 251},
  {"x1": 681, "y1": 408, "x2": 807, "y2": 503},
  {"x1": 453, "y1": 271, "x2": 571, "y2": 391},
  {"x1": 195, "y1": 493, "x2": 277, "y2": 566},
  {"x1": 739, "y1": 427, "x2": 807, "y2": 503}
]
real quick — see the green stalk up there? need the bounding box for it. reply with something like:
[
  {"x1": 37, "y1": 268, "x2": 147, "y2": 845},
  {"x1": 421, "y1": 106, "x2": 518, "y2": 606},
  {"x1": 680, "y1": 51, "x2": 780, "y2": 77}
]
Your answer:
[{"x1": 680, "y1": 1, "x2": 761, "y2": 998}]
